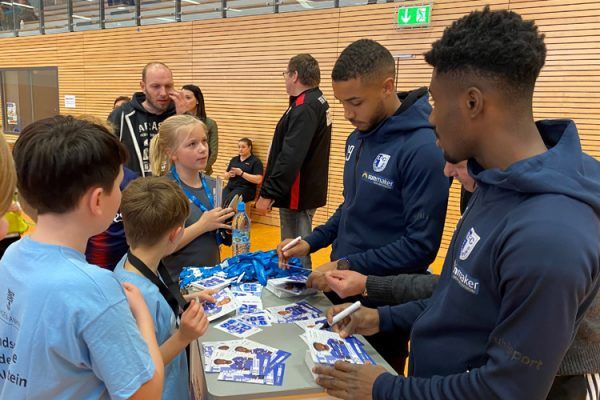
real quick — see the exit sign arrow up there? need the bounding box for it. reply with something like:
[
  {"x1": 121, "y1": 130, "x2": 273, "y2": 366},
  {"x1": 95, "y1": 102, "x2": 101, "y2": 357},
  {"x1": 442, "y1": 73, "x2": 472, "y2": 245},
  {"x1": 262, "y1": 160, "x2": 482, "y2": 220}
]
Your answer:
[{"x1": 397, "y1": 4, "x2": 432, "y2": 27}]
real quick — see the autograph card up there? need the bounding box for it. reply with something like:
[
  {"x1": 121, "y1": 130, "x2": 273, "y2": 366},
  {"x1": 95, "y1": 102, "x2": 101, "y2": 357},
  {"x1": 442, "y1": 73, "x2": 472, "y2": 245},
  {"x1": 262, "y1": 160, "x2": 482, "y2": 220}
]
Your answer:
[
  {"x1": 239, "y1": 310, "x2": 273, "y2": 327},
  {"x1": 306, "y1": 329, "x2": 375, "y2": 366},
  {"x1": 215, "y1": 317, "x2": 262, "y2": 338},
  {"x1": 235, "y1": 294, "x2": 263, "y2": 315},
  {"x1": 203, "y1": 288, "x2": 237, "y2": 321},
  {"x1": 267, "y1": 301, "x2": 322, "y2": 323},
  {"x1": 231, "y1": 282, "x2": 263, "y2": 295},
  {"x1": 295, "y1": 316, "x2": 328, "y2": 331},
  {"x1": 192, "y1": 275, "x2": 234, "y2": 291}
]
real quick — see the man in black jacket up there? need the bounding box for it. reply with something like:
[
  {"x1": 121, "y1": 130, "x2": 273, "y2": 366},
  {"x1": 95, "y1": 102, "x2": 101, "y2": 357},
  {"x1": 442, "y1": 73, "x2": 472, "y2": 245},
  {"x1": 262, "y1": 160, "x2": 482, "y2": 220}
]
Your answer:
[
  {"x1": 108, "y1": 62, "x2": 186, "y2": 176},
  {"x1": 256, "y1": 54, "x2": 332, "y2": 268}
]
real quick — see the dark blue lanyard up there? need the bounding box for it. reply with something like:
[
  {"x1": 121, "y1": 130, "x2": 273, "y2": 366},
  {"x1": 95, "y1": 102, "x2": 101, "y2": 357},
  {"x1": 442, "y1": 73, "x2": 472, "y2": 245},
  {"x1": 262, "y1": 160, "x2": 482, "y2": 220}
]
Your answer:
[{"x1": 170, "y1": 165, "x2": 214, "y2": 212}]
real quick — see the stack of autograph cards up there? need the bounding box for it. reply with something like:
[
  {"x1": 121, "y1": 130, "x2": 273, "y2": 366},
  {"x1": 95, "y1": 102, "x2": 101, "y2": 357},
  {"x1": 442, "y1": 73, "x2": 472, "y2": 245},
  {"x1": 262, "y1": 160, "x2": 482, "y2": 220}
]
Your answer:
[
  {"x1": 266, "y1": 301, "x2": 322, "y2": 323},
  {"x1": 202, "y1": 288, "x2": 238, "y2": 321},
  {"x1": 302, "y1": 329, "x2": 375, "y2": 377},
  {"x1": 203, "y1": 339, "x2": 290, "y2": 386},
  {"x1": 266, "y1": 274, "x2": 317, "y2": 298}
]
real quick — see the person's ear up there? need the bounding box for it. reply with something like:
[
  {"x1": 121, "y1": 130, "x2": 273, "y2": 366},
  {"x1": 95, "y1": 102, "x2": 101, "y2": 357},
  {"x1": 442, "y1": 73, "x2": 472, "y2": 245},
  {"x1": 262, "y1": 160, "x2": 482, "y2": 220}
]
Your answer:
[
  {"x1": 382, "y1": 76, "x2": 395, "y2": 96},
  {"x1": 139, "y1": 79, "x2": 145, "y2": 92},
  {"x1": 167, "y1": 147, "x2": 177, "y2": 162},
  {"x1": 168, "y1": 225, "x2": 184, "y2": 244},
  {"x1": 465, "y1": 86, "x2": 484, "y2": 119},
  {"x1": 87, "y1": 187, "x2": 104, "y2": 217}
]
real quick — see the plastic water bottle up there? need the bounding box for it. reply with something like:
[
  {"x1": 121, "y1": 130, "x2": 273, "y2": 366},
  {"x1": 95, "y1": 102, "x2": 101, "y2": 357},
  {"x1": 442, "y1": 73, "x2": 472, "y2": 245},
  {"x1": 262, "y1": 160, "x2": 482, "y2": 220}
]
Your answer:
[{"x1": 232, "y1": 201, "x2": 251, "y2": 256}]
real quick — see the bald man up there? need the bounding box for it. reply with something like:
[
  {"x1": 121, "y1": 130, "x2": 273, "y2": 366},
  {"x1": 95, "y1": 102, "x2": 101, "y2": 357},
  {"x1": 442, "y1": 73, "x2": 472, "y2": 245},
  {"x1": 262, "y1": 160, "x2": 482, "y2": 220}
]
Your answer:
[{"x1": 108, "y1": 62, "x2": 186, "y2": 176}]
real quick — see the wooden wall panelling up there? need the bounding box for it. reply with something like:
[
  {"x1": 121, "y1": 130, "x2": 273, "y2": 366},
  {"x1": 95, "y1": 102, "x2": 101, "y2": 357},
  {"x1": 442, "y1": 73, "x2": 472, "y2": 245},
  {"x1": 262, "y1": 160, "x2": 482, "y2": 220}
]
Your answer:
[{"x1": 0, "y1": 0, "x2": 599, "y2": 263}]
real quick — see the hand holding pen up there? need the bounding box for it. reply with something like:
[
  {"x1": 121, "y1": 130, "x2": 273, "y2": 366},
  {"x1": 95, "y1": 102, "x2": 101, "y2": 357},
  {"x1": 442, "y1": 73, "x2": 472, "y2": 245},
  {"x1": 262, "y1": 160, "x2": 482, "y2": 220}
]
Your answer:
[
  {"x1": 325, "y1": 301, "x2": 381, "y2": 339},
  {"x1": 277, "y1": 236, "x2": 311, "y2": 269}
]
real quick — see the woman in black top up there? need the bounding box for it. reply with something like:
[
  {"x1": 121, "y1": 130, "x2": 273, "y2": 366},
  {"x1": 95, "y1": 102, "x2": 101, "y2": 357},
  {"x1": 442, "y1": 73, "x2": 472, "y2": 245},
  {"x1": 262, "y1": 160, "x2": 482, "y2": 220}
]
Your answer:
[{"x1": 222, "y1": 138, "x2": 263, "y2": 206}]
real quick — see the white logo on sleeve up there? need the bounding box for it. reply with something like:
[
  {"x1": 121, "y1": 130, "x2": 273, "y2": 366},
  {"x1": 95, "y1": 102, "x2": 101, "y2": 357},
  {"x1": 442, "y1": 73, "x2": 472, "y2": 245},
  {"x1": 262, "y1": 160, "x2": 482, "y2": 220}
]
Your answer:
[
  {"x1": 346, "y1": 145, "x2": 355, "y2": 161},
  {"x1": 373, "y1": 153, "x2": 391, "y2": 172},
  {"x1": 459, "y1": 227, "x2": 480, "y2": 260}
]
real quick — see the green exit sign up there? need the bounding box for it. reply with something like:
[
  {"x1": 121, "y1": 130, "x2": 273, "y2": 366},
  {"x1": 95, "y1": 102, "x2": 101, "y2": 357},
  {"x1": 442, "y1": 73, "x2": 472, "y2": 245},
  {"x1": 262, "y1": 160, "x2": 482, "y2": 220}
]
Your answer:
[{"x1": 397, "y1": 4, "x2": 432, "y2": 27}]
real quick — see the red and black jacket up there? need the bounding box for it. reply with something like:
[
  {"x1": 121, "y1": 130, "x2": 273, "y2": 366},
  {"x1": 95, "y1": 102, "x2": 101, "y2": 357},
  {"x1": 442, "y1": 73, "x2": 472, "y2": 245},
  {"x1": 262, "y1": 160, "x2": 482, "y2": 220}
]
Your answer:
[{"x1": 261, "y1": 87, "x2": 332, "y2": 211}]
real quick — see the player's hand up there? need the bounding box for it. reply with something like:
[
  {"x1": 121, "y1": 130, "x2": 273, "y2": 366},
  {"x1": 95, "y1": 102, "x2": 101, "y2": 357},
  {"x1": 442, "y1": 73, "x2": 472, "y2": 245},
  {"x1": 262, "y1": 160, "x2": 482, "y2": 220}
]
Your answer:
[
  {"x1": 178, "y1": 300, "x2": 209, "y2": 343},
  {"x1": 313, "y1": 361, "x2": 386, "y2": 400},
  {"x1": 326, "y1": 303, "x2": 380, "y2": 338},
  {"x1": 306, "y1": 270, "x2": 331, "y2": 292},
  {"x1": 325, "y1": 270, "x2": 367, "y2": 299},
  {"x1": 196, "y1": 207, "x2": 235, "y2": 232},
  {"x1": 254, "y1": 196, "x2": 273, "y2": 215},
  {"x1": 184, "y1": 288, "x2": 216, "y2": 303},
  {"x1": 277, "y1": 238, "x2": 310, "y2": 268}
]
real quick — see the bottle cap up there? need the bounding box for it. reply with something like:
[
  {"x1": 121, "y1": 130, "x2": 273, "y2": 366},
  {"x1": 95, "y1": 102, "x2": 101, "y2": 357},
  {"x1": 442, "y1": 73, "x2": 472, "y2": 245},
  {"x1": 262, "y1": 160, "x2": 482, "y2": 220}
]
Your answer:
[{"x1": 237, "y1": 201, "x2": 245, "y2": 212}]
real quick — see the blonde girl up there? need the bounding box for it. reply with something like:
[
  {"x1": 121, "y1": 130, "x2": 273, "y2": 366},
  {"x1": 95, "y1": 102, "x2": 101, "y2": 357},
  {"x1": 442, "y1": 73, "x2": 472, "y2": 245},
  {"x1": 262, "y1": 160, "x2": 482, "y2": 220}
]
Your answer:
[{"x1": 150, "y1": 115, "x2": 234, "y2": 282}]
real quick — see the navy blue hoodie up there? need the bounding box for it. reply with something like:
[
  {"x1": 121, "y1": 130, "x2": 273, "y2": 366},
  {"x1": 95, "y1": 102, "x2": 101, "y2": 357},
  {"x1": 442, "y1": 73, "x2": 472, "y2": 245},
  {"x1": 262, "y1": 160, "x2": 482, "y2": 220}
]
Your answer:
[
  {"x1": 374, "y1": 120, "x2": 600, "y2": 399},
  {"x1": 304, "y1": 88, "x2": 449, "y2": 275}
]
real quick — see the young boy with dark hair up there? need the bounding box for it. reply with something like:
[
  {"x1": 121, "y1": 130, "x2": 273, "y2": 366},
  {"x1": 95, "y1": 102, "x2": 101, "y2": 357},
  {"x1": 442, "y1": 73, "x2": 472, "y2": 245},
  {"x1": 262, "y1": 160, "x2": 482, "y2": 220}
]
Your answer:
[
  {"x1": 0, "y1": 115, "x2": 164, "y2": 399},
  {"x1": 114, "y1": 176, "x2": 212, "y2": 400}
]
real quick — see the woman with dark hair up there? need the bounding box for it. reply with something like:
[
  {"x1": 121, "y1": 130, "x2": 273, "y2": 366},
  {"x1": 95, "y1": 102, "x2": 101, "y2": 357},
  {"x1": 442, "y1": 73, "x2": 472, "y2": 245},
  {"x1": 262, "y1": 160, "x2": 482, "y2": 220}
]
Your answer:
[
  {"x1": 222, "y1": 138, "x2": 263, "y2": 206},
  {"x1": 182, "y1": 84, "x2": 218, "y2": 175}
]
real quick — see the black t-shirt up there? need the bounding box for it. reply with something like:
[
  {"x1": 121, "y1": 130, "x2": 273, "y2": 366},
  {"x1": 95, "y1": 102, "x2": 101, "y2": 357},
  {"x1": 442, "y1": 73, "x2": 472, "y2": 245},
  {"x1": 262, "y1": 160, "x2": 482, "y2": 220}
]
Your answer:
[{"x1": 225, "y1": 155, "x2": 264, "y2": 192}]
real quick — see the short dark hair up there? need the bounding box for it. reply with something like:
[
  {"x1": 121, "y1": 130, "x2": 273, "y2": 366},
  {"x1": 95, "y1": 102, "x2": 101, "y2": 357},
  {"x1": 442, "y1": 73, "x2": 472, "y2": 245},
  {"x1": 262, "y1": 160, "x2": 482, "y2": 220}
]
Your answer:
[
  {"x1": 332, "y1": 39, "x2": 395, "y2": 82},
  {"x1": 288, "y1": 54, "x2": 320, "y2": 87},
  {"x1": 239, "y1": 137, "x2": 252, "y2": 152},
  {"x1": 121, "y1": 177, "x2": 189, "y2": 248},
  {"x1": 424, "y1": 6, "x2": 546, "y2": 94},
  {"x1": 142, "y1": 62, "x2": 171, "y2": 82},
  {"x1": 113, "y1": 96, "x2": 130, "y2": 108},
  {"x1": 13, "y1": 115, "x2": 127, "y2": 215},
  {"x1": 182, "y1": 84, "x2": 207, "y2": 122}
]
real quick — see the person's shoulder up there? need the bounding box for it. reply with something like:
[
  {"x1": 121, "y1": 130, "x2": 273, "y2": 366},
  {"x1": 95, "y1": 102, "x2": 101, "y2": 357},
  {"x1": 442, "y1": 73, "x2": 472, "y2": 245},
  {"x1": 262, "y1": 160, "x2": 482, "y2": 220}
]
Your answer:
[
  {"x1": 498, "y1": 194, "x2": 600, "y2": 273},
  {"x1": 113, "y1": 266, "x2": 162, "y2": 308},
  {"x1": 64, "y1": 257, "x2": 128, "y2": 300},
  {"x1": 205, "y1": 117, "x2": 218, "y2": 129}
]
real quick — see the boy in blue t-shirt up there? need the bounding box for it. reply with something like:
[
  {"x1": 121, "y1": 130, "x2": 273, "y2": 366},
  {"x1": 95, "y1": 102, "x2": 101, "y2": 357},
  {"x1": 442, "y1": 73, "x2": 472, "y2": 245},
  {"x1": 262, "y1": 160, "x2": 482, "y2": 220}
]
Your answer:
[
  {"x1": 0, "y1": 116, "x2": 164, "y2": 399},
  {"x1": 114, "y1": 176, "x2": 214, "y2": 400}
]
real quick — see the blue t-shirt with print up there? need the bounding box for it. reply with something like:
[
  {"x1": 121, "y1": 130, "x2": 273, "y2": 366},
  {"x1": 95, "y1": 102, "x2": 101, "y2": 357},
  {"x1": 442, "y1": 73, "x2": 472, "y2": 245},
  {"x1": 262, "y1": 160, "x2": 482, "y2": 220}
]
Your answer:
[
  {"x1": 0, "y1": 237, "x2": 154, "y2": 399},
  {"x1": 114, "y1": 258, "x2": 190, "y2": 400}
]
